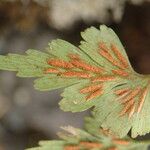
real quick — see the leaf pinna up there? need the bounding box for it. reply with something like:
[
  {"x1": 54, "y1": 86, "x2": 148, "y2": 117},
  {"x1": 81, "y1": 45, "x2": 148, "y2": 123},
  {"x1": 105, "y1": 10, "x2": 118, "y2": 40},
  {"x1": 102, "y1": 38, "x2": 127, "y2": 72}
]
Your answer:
[
  {"x1": 26, "y1": 125, "x2": 150, "y2": 150},
  {"x1": 0, "y1": 25, "x2": 150, "y2": 138}
]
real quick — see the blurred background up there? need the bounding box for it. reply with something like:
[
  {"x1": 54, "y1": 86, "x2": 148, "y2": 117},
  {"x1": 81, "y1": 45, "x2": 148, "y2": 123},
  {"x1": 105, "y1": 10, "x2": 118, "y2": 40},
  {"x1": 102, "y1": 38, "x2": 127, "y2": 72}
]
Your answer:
[{"x1": 0, "y1": 0, "x2": 150, "y2": 150}]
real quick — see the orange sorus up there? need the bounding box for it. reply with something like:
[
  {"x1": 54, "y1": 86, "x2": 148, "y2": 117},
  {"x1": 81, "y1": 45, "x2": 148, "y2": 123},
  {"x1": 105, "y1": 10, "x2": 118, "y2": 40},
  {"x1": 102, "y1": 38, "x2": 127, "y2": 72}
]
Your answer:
[
  {"x1": 112, "y1": 69, "x2": 128, "y2": 77},
  {"x1": 92, "y1": 76, "x2": 116, "y2": 82},
  {"x1": 110, "y1": 44, "x2": 129, "y2": 68},
  {"x1": 119, "y1": 100, "x2": 135, "y2": 117},
  {"x1": 120, "y1": 87, "x2": 141, "y2": 104},
  {"x1": 80, "y1": 141, "x2": 103, "y2": 148},
  {"x1": 137, "y1": 85, "x2": 149, "y2": 113},
  {"x1": 71, "y1": 59, "x2": 103, "y2": 73},
  {"x1": 47, "y1": 59, "x2": 74, "y2": 69},
  {"x1": 86, "y1": 89, "x2": 103, "y2": 100},
  {"x1": 107, "y1": 147, "x2": 118, "y2": 150},
  {"x1": 114, "y1": 88, "x2": 130, "y2": 96},
  {"x1": 64, "y1": 145, "x2": 79, "y2": 150},
  {"x1": 68, "y1": 53, "x2": 80, "y2": 60},
  {"x1": 80, "y1": 84, "x2": 102, "y2": 94},
  {"x1": 98, "y1": 42, "x2": 124, "y2": 69},
  {"x1": 44, "y1": 68, "x2": 60, "y2": 74},
  {"x1": 60, "y1": 71, "x2": 92, "y2": 78},
  {"x1": 128, "y1": 104, "x2": 136, "y2": 118},
  {"x1": 113, "y1": 139, "x2": 130, "y2": 145}
]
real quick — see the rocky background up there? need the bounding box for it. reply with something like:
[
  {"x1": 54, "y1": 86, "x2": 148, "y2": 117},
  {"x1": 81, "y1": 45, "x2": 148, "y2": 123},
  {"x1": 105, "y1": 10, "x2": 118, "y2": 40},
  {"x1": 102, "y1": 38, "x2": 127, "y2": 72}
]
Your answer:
[{"x1": 0, "y1": 0, "x2": 150, "y2": 150}]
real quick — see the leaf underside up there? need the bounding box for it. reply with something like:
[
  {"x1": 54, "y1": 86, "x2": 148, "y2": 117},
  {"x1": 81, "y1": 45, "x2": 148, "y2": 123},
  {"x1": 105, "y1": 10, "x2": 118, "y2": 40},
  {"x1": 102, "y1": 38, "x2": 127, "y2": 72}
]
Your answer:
[
  {"x1": 26, "y1": 126, "x2": 149, "y2": 150},
  {"x1": 0, "y1": 25, "x2": 150, "y2": 138}
]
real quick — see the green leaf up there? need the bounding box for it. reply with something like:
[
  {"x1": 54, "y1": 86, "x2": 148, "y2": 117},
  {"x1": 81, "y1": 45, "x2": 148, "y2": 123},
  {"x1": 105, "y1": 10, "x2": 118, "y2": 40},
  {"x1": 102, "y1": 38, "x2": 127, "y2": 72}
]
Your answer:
[
  {"x1": 26, "y1": 126, "x2": 150, "y2": 150},
  {"x1": 48, "y1": 39, "x2": 98, "y2": 65},
  {"x1": 26, "y1": 141, "x2": 65, "y2": 150},
  {"x1": 34, "y1": 76, "x2": 82, "y2": 91},
  {"x1": 79, "y1": 25, "x2": 132, "y2": 71},
  {"x1": 131, "y1": 89, "x2": 150, "y2": 138},
  {"x1": 0, "y1": 51, "x2": 50, "y2": 77},
  {"x1": 0, "y1": 25, "x2": 150, "y2": 138}
]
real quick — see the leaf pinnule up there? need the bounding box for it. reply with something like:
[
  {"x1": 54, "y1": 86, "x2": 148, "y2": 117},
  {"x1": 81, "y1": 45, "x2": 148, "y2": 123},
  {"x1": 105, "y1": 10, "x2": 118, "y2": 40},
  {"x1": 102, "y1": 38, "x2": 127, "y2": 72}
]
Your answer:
[{"x1": 0, "y1": 25, "x2": 150, "y2": 138}]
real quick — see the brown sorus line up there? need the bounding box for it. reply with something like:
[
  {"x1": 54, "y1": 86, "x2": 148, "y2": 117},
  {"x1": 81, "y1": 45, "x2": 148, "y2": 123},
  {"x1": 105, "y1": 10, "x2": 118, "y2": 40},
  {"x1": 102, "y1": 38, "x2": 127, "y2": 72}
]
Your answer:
[
  {"x1": 68, "y1": 53, "x2": 80, "y2": 60},
  {"x1": 64, "y1": 145, "x2": 79, "y2": 150},
  {"x1": 98, "y1": 42, "x2": 125, "y2": 69},
  {"x1": 119, "y1": 100, "x2": 135, "y2": 116},
  {"x1": 107, "y1": 147, "x2": 118, "y2": 150},
  {"x1": 115, "y1": 88, "x2": 130, "y2": 96},
  {"x1": 47, "y1": 59, "x2": 74, "y2": 69},
  {"x1": 137, "y1": 85, "x2": 149, "y2": 113},
  {"x1": 112, "y1": 69, "x2": 128, "y2": 77},
  {"x1": 128, "y1": 104, "x2": 135, "y2": 118},
  {"x1": 86, "y1": 89, "x2": 103, "y2": 100},
  {"x1": 113, "y1": 139, "x2": 130, "y2": 145},
  {"x1": 92, "y1": 76, "x2": 116, "y2": 82},
  {"x1": 120, "y1": 87, "x2": 141, "y2": 104},
  {"x1": 44, "y1": 68, "x2": 60, "y2": 74},
  {"x1": 60, "y1": 71, "x2": 92, "y2": 78},
  {"x1": 80, "y1": 141, "x2": 103, "y2": 148},
  {"x1": 71, "y1": 59, "x2": 103, "y2": 73},
  {"x1": 99, "y1": 49, "x2": 124, "y2": 69},
  {"x1": 80, "y1": 84, "x2": 102, "y2": 94},
  {"x1": 110, "y1": 44, "x2": 129, "y2": 68}
]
